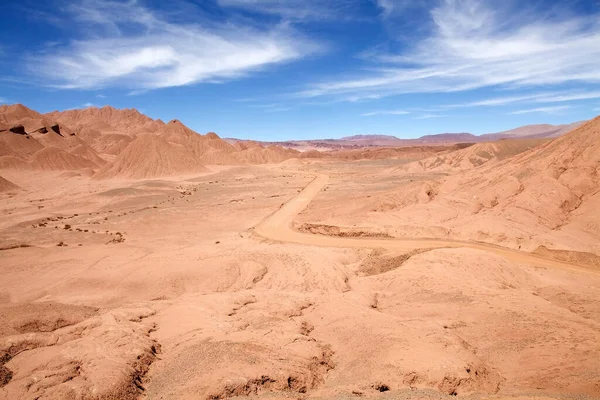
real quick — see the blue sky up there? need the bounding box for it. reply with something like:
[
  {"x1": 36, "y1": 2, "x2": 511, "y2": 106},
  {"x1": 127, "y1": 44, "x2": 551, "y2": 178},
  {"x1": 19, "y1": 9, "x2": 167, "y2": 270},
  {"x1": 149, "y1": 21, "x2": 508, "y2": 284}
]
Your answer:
[{"x1": 1, "y1": 0, "x2": 600, "y2": 140}]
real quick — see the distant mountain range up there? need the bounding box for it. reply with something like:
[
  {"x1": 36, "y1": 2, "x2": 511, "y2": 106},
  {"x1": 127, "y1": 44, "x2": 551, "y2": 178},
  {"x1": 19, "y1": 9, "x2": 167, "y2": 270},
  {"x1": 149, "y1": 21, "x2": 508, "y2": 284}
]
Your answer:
[
  {"x1": 479, "y1": 122, "x2": 584, "y2": 141},
  {"x1": 235, "y1": 121, "x2": 585, "y2": 150}
]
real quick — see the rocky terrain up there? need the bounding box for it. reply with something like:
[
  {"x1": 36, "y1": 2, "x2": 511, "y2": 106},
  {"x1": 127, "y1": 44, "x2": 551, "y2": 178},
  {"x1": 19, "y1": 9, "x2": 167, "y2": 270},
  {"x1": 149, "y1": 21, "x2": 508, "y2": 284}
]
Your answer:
[{"x1": 0, "y1": 104, "x2": 598, "y2": 400}]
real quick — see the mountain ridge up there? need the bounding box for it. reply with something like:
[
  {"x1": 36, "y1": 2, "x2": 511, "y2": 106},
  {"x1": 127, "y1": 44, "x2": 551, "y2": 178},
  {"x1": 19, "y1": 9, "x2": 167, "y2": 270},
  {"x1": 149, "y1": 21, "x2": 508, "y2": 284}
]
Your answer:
[{"x1": 227, "y1": 121, "x2": 585, "y2": 150}]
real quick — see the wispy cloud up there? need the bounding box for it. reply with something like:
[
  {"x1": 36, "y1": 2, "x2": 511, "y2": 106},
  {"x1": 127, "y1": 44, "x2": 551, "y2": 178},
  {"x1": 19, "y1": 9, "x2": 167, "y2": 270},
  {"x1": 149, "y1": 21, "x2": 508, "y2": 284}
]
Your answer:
[
  {"x1": 415, "y1": 113, "x2": 446, "y2": 119},
  {"x1": 28, "y1": 0, "x2": 320, "y2": 90},
  {"x1": 248, "y1": 103, "x2": 279, "y2": 109},
  {"x1": 444, "y1": 90, "x2": 600, "y2": 109},
  {"x1": 374, "y1": 0, "x2": 396, "y2": 16},
  {"x1": 361, "y1": 109, "x2": 410, "y2": 116},
  {"x1": 218, "y1": 0, "x2": 361, "y2": 20},
  {"x1": 248, "y1": 103, "x2": 292, "y2": 112},
  {"x1": 264, "y1": 107, "x2": 292, "y2": 113},
  {"x1": 443, "y1": 93, "x2": 560, "y2": 108},
  {"x1": 532, "y1": 91, "x2": 600, "y2": 103},
  {"x1": 301, "y1": 0, "x2": 600, "y2": 100},
  {"x1": 65, "y1": 102, "x2": 99, "y2": 110},
  {"x1": 374, "y1": 0, "x2": 425, "y2": 17},
  {"x1": 510, "y1": 105, "x2": 572, "y2": 115}
]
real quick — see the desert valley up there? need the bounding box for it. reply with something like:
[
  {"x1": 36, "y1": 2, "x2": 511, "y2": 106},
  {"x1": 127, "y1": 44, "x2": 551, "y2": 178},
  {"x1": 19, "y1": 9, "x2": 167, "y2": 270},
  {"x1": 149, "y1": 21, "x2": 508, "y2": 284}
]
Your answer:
[{"x1": 0, "y1": 103, "x2": 598, "y2": 400}]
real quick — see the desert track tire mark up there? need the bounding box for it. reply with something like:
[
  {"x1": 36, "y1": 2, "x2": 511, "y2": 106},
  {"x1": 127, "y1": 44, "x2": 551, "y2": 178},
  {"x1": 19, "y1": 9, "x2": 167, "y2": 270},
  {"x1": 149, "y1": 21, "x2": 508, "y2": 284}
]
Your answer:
[{"x1": 254, "y1": 173, "x2": 599, "y2": 275}]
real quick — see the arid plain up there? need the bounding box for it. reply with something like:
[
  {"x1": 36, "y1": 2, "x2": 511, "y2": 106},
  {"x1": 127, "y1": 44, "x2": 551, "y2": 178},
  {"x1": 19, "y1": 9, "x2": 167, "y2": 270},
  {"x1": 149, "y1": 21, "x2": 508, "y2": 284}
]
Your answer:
[{"x1": 1, "y1": 105, "x2": 599, "y2": 400}]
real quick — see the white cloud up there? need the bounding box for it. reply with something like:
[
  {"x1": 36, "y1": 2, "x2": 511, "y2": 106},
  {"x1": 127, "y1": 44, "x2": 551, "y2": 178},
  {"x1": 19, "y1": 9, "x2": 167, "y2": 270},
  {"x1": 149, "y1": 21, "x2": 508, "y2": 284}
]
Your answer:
[
  {"x1": 361, "y1": 109, "x2": 410, "y2": 116},
  {"x1": 375, "y1": 0, "x2": 395, "y2": 16},
  {"x1": 444, "y1": 90, "x2": 600, "y2": 109},
  {"x1": 302, "y1": 0, "x2": 600, "y2": 100},
  {"x1": 443, "y1": 93, "x2": 560, "y2": 108},
  {"x1": 532, "y1": 91, "x2": 600, "y2": 103},
  {"x1": 0, "y1": 97, "x2": 7, "y2": 104},
  {"x1": 217, "y1": 0, "x2": 358, "y2": 20},
  {"x1": 415, "y1": 113, "x2": 446, "y2": 119},
  {"x1": 96, "y1": 94, "x2": 106, "y2": 99},
  {"x1": 248, "y1": 103, "x2": 292, "y2": 112},
  {"x1": 374, "y1": 0, "x2": 425, "y2": 17},
  {"x1": 264, "y1": 107, "x2": 292, "y2": 112},
  {"x1": 65, "y1": 102, "x2": 97, "y2": 110},
  {"x1": 510, "y1": 105, "x2": 572, "y2": 115},
  {"x1": 29, "y1": 0, "x2": 320, "y2": 90},
  {"x1": 249, "y1": 103, "x2": 279, "y2": 108}
]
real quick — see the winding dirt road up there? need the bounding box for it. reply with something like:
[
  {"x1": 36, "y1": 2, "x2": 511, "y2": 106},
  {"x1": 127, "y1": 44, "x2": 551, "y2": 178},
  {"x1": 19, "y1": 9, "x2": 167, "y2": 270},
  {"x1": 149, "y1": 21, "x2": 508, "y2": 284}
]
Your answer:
[{"x1": 255, "y1": 173, "x2": 598, "y2": 275}]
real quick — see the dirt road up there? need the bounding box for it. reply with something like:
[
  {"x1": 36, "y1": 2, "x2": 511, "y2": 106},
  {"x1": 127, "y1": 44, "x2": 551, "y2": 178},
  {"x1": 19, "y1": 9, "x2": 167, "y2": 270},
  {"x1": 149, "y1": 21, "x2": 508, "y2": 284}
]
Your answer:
[{"x1": 254, "y1": 173, "x2": 598, "y2": 275}]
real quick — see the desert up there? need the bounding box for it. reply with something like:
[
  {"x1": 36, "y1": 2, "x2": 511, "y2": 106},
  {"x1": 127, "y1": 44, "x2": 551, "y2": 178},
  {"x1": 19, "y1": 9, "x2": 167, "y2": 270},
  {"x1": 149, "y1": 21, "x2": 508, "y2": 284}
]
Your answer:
[
  {"x1": 0, "y1": 103, "x2": 599, "y2": 400},
  {"x1": 2, "y1": 0, "x2": 600, "y2": 399}
]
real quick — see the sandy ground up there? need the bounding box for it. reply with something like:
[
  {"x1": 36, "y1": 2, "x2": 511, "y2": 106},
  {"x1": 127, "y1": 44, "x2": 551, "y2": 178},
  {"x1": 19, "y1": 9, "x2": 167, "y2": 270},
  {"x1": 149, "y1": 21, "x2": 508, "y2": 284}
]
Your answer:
[
  {"x1": 297, "y1": 159, "x2": 600, "y2": 256},
  {"x1": 1, "y1": 161, "x2": 599, "y2": 400}
]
